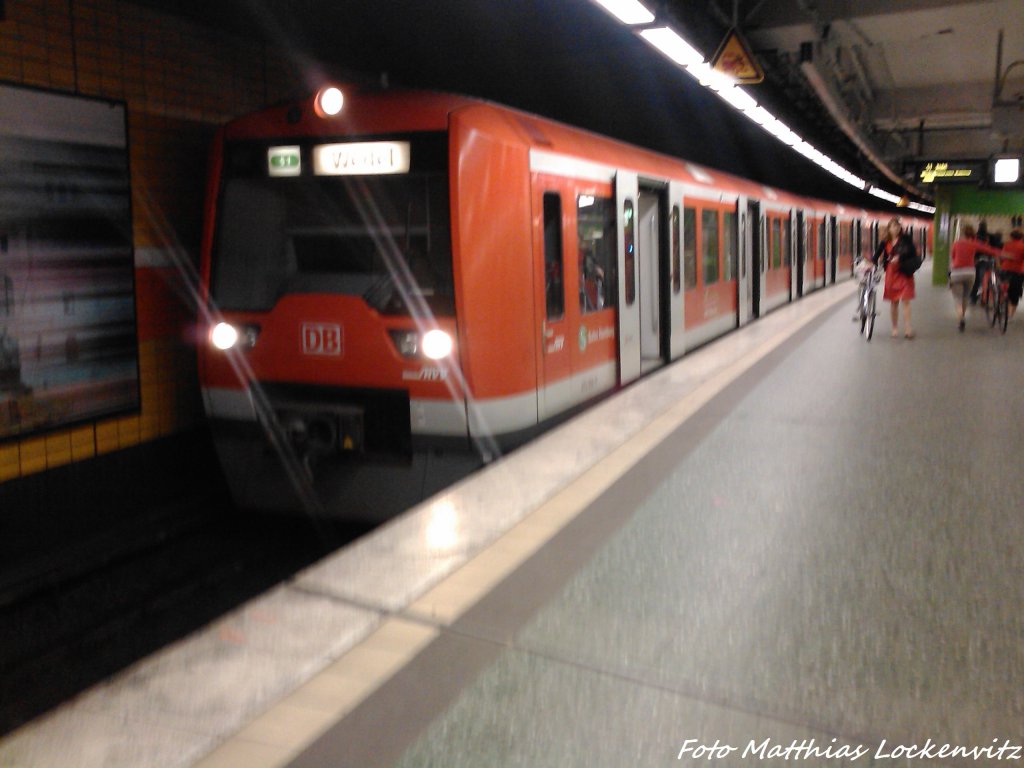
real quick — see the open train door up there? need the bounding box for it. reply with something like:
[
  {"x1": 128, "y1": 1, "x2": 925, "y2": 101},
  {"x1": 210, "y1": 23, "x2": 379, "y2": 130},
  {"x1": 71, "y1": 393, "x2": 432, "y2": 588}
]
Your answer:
[
  {"x1": 737, "y1": 196, "x2": 763, "y2": 325},
  {"x1": 615, "y1": 170, "x2": 641, "y2": 385},
  {"x1": 789, "y1": 210, "x2": 799, "y2": 299},
  {"x1": 795, "y1": 209, "x2": 806, "y2": 297},
  {"x1": 827, "y1": 215, "x2": 837, "y2": 284},
  {"x1": 668, "y1": 180, "x2": 685, "y2": 359},
  {"x1": 737, "y1": 196, "x2": 751, "y2": 326}
]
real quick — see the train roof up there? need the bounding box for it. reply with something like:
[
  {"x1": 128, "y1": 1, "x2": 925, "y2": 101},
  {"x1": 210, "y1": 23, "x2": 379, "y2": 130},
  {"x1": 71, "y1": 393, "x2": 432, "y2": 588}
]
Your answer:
[{"x1": 223, "y1": 84, "x2": 929, "y2": 226}]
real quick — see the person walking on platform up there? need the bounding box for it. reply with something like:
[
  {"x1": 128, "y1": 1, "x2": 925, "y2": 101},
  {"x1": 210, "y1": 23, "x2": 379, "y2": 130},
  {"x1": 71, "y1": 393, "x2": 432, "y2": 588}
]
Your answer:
[
  {"x1": 1001, "y1": 229, "x2": 1024, "y2": 323},
  {"x1": 948, "y1": 224, "x2": 1004, "y2": 331},
  {"x1": 873, "y1": 217, "x2": 920, "y2": 338}
]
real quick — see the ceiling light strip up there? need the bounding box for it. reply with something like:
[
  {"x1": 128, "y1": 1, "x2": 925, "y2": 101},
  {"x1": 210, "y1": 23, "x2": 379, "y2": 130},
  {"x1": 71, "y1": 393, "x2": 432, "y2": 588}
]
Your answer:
[{"x1": 588, "y1": 1, "x2": 930, "y2": 209}]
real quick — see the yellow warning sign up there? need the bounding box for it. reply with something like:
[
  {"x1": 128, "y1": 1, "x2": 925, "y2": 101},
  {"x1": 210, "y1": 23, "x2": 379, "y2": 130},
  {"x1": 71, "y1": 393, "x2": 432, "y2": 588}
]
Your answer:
[{"x1": 710, "y1": 28, "x2": 764, "y2": 84}]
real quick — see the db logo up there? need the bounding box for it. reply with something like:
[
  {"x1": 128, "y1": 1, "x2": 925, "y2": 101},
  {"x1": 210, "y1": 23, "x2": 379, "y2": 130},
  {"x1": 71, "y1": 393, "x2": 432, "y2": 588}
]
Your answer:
[{"x1": 301, "y1": 323, "x2": 343, "y2": 356}]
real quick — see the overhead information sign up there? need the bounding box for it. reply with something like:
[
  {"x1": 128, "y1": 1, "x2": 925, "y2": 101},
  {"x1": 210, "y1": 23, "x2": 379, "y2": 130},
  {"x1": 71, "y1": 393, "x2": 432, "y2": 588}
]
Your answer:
[
  {"x1": 711, "y1": 28, "x2": 764, "y2": 84},
  {"x1": 913, "y1": 160, "x2": 984, "y2": 184}
]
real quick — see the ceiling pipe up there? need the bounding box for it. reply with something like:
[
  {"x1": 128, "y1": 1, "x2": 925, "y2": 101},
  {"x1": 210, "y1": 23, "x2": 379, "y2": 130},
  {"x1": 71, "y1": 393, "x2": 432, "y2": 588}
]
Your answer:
[{"x1": 800, "y1": 56, "x2": 923, "y2": 197}]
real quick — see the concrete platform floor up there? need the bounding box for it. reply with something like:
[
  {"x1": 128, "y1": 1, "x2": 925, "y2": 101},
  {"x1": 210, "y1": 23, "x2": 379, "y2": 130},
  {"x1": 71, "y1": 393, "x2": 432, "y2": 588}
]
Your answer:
[{"x1": 291, "y1": 263, "x2": 1024, "y2": 767}]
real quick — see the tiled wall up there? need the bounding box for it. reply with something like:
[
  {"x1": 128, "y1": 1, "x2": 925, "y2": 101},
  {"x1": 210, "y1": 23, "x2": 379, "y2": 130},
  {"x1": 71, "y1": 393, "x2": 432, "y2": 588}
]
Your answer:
[{"x1": 0, "y1": 0, "x2": 303, "y2": 482}]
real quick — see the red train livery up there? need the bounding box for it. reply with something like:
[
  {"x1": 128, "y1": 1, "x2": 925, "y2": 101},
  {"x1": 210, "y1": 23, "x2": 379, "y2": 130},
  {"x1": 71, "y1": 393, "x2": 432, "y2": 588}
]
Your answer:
[{"x1": 197, "y1": 84, "x2": 931, "y2": 515}]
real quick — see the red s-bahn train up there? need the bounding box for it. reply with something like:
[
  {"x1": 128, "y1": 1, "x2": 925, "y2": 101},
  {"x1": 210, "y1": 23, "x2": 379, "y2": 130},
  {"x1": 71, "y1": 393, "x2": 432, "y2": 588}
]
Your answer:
[{"x1": 197, "y1": 84, "x2": 931, "y2": 516}]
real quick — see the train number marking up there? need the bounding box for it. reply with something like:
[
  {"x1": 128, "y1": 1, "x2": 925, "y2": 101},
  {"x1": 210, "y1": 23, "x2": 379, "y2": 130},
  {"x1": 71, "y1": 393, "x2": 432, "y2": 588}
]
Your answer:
[
  {"x1": 402, "y1": 367, "x2": 447, "y2": 381},
  {"x1": 301, "y1": 323, "x2": 343, "y2": 356}
]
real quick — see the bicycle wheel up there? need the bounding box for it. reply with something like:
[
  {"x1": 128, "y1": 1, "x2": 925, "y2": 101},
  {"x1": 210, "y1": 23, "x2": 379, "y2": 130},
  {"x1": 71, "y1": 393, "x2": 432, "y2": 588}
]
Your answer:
[
  {"x1": 986, "y1": 274, "x2": 998, "y2": 326},
  {"x1": 859, "y1": 290, "x2": 867, "y2": 334},
  {"x1": 999, "y1": 286, "x2": 1009, "y2": 334},
  {"x1": 865, "y1": 289, "x2": 876, "y2": 341}
]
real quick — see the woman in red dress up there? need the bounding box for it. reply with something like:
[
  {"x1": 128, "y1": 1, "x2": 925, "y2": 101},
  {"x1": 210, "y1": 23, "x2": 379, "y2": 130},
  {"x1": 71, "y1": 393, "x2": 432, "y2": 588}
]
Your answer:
[{"x1": 872, "y1": 218, "x2": 920, "y2": 338}]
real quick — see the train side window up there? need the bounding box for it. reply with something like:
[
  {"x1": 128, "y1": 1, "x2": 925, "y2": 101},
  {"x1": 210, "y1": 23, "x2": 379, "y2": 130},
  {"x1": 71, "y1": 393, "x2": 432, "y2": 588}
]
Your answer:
[
  {"x1": 702, "y1": 208, "x2": 719, "y2": 285},
  {"x1": 671, "y1": 205, "x2": 681, "y2": 294},
  {"x1": 683, "y1": 206, "x2": 697, "y2": 289},
  {"x1": 578, "y1": 195, "x2": 616, "y2": 313},
  {"x1": 722, "y1": 210, "x2": 736, "y2": 282},
  {"x1": 623, "y1": 200, "x2": 636, "y2": 306},
  {"x1": 781, "y1": 217, "x2": 790, "y2": 267},
  {"x1": 771, "y1": 218, "x2": 782, "y2": 268},
  {"x1": 1, "y1": 274, "x2": 11, "y2": 317},
  {"x1": 817, "y1": 221, "x2": 826, "y2": 261},
  {"x1": 542, "y1": 192, "x2": 564, "y2": 320}
]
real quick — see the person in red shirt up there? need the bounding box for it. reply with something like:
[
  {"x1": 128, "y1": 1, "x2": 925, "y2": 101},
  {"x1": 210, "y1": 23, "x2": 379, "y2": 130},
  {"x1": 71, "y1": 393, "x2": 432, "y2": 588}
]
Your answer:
[
  {"x1": 872, "y1": 218, "x2": 920, "y2": 338},
  {"x1": 948, "y1": 224, "x2": 1005, "y2": 331},
  {"x1": 1000, "y1": 229, "x2": 1024, "y2": 322}
]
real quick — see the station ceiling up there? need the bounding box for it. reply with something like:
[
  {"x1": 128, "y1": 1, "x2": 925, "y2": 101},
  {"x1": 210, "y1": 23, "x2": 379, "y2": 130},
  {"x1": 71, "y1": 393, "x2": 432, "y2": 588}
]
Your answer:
[{"x1": 136, "y1": 0, "x2": 1024, "y2": 210}]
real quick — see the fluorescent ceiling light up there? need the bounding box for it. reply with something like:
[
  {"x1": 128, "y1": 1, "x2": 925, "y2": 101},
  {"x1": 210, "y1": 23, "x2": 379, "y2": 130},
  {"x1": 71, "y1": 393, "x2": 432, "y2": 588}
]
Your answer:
[
  {"x1": 869, "y1": 186, "x2": 902, "y2": 204},
  {"x1": 592, "y1": 0, "x2": 654, "y2": 25},
  {"x1": 764, "y1": 119, "x2": 791, "y2": 139},
  {"x1": 631, "y1": 21, "x2": 877, "y2": 197},
  {"x1": 683, "y1": 61, "x2": 735, "y2": 91},
  {"x1": 742, "y1": 105, "x2": 775, "y2": 126},
  {"x1": 639, "y1": 27, "x2": 703, "y2": 66},
  {"x1": 717, "y1": 86, "x2": 756, "y2": 112},
  {"x1": 993, "y1": 157, "x2": 1020, "y2": 184}
]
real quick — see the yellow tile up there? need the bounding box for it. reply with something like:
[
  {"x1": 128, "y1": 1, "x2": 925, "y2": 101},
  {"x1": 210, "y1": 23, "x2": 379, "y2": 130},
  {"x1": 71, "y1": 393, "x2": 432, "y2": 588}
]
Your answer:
[
  {"x1": 0, "y1": 460, "x2": 20, "y2": 483},
  {"x1": 70, "y1": 425, "x2": 95, "y2": 446},
  {"x1": 0, "y1": 441, "x2": 20, "y2": 481},
  {"x1": 139, "y1": 417, "x2": 160, "y2": 442},
  {"x1": 117, "y1": 416, "x2": 140, "y2": 448},
  {"x1": 19, "y1": 442, "x2": 47, "y2": 475},
  {"x1": 71, "y1": 438, "x2": 96, "y2": 462},
  {"x1": 95, "y1": 421, "x2": 120, "y2": 454},
  {"x1": 45, "y1": 433, "x2": 72, "y2": 468}
]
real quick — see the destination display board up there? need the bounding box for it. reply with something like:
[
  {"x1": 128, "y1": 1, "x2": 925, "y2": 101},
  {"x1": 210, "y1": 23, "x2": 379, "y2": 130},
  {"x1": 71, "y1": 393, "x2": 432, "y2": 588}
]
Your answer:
[{"x1": 910, "y1": 160, "x2": 985, "y2": 185}]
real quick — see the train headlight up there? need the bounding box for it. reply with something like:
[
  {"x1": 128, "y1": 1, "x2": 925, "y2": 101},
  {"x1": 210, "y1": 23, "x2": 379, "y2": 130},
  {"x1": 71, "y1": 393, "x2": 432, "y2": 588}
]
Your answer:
[
  {"x1": 421, "y1": 330, "x2": 453, "y2": 360},
  {"x1": 211, "y1": 322, "x2": 239, "y2": 350},
  {"x1": 388, "y1": 328, "x2": 453, "y2": 359},
  {"x1": 315, "y1": 86, "x2": 344, "y2": 117},
  {"x1": 211, "y1": 322, "x2": 259, "y2": 351}
]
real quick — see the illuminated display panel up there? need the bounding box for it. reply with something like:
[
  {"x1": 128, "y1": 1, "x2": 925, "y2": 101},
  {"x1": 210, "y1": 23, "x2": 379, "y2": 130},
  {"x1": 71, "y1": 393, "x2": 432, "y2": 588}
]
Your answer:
[
  {"x1": 0, "y1": 83, "x2": 138, "y2": 442},
  {"x1": 912, "y1": 160, "x2": 984, "y2": 185},
  {"x1": 313, "y1": 142, "x2": 411, "y2": 176}
]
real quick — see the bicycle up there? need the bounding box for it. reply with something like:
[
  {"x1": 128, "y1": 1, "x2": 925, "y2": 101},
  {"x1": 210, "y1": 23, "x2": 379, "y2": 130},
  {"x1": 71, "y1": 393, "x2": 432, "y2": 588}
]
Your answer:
[
  {"x1": 978, "y1": 256, "x2": 1010, "y2": 333},
  {"x1": 854, "y1": 259, "x2": 881, "y2": 341}
]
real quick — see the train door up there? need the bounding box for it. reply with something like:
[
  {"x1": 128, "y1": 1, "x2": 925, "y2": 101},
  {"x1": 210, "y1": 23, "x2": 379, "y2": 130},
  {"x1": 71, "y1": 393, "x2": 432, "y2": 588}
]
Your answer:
[
  {"x1": 756, "y1": 202, "x2": 767, "y2": 314},
  {"x1": 637, "y1": 185, "x2": 664, "y2": 374},
  {"x1": 668, "y1": 182, "x2": 685, "y2": 359},
  {"x1": 795, "y1": 210, "x2": 806, "y2": 297},
  {"x1": 827, "y1": 216, "x2": 837, "y2": 284},
  {"x1": 615, "y1": 171, "x2": 641, "y2": 385},
  {"x1": 737, "y1": 196, "x2": 751, "y2": 325},
  {"x1": 789, "y1": 211, "x2": 798, "y2": 300},
  {"x1": 538, "y1": 188, "x2": 571, "y2": 421},
  {"x1": 738, "y1": 197, "x2": 762, "y2": 325}
]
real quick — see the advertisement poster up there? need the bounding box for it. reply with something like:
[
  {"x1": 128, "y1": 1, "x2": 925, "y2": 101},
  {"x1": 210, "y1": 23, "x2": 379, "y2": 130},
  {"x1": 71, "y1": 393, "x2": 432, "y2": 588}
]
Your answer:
[{"x1": 0, "y1": 83, "x2": 138, "y2": 441}]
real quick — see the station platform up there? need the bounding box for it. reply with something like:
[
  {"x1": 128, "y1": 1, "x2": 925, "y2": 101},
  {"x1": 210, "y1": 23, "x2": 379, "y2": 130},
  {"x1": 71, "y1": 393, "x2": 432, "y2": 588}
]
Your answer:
[{"x1": 3, "y1": 261, "x2": 1024, "y2": 768}]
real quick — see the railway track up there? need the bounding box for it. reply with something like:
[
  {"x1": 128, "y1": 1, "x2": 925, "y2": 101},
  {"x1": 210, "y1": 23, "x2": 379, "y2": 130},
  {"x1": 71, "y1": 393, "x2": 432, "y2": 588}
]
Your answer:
[{"x1": 0, "y1": 497, "x2": 371, "y2": 735}]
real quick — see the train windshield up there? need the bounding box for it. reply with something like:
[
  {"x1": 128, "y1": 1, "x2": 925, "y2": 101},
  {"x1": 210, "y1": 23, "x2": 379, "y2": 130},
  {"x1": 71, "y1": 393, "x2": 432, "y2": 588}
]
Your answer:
[{"x1": 211, "y1": 133, "x2": 453, "y2": 315}]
